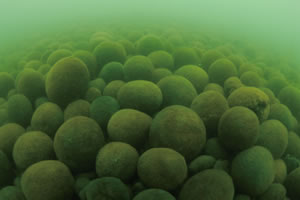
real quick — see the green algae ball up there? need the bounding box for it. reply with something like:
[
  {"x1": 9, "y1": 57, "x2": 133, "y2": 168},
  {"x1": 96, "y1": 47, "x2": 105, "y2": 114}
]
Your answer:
[
  {"x1": 231, "y1": 146, "x2": 275, "y2": 196},
  {"x1": 46, "y1": 49, "x2": 72, "y2": 66},
  {"x1": 38, "y1": 64, "x2": 51, "y2": 75},
  {"x1": 274, "y1": 159, "x2": 287, "y2": 184},
  {"x1": 7, "y1": 94, "x2": 33, "y2": 127},
  {"x1": 268, "y1": 103, "x2": 295, "y2": 131},
  {"x1": 152, "y1": 68, "x2": 172, "y2": 83},
  {"x1": 175, "y1": 65, "x2": 209, "y2": 93},
  {"x1": 208, "y1": 58, "x2": 238, "y2": 86},
  {"x1": 173, "y1": 47, "x2": 200, "y2": 69},
  {"x1": 95, "y1": 142, "x2": 139, "y2": 182},
  {"x1": 64, "y1": 99, "x2": 90, "y2": 121},
  {"x1": 46, "y1": 56, "x2": 90, "y2": 108},
  {"x1": 260, "y1": 87, "x2": 279, "y2": 105},
  {"x1": 257, "y1": 183, "x2": 286, "y2": 200},
  {"x1": 228, "y1": 54, "x2": 244, "y2": 69},
  {"x1": 188, "y1": 155, "x2": 216, "y2": 175},
  {"x1": 89, "y1": 78, "x2": 106, "y2": 92},
  {"x1": 133, "y1": 189, "x2": 176, "y2": 200},
  {"x1": 54, "y1": 116, "x2": 105, "y2": 172},
  {"x1": 0, "y1": 72, "x2": 15, "y2": 98},
  {"x1": 256, "y1": 120, "x2": 288, "y2": 159},
  {"x1": 0, "y1": 150, "x2": 15, "y2": 189},
  {"x1": 266, "y1": 77, "x2": 288, "y2": 97},
  {"x1": 0, "y1": 186, "x2": 25, "y2": 200},
  {"x1": 284, "y1": 131, "x2": 300, "y2": 160},
  {"x1": 12, "y1": 131, "x2": 55, "y2": 170},
  {"x1": 148, "y1": 50, "x2": 174, "y2": 71},
  {"x1": 119, "y1": 39, "x2": 136, "y2": 55},
  {"x1": 84, "y1": 87, "x2": 101, "y2": 103},
  {"x1": 203, "y1": 83, "x2": 224, "y2": 95},
  {"x1": 284, "y1": 167, "x2": 300, "y2": 199},
  {"x1": 178, "y1": 169, "x2": 234, "y2": 200},
  {"x1": 278, "y1": 86, "x2": 300, "y2": 121},
  {"x1": 31, "y1": 102, "x2": 64, "y2": 138},
  {"x1": 117, "y1": 80, "x2": 162, "y2": 115},
  {"x1": 224, "y1": 77, "x2": 244, "y2": 97},
  {"x1": 201, "y1": 49, "x2": 225, "y2": 70},
  {"x1": 93, "y1": 41, "x2": 126, "y2": 69},
  {"x1": 24, "y1": 60, "x2": 42, "y2": 70},
  {"x1": 107, "y1": 109, "x2": 152, "y2": 150},
  {"x1": 227, "y1": 86, "x2": 270, "y2": 122},
  {"x1": 240, "y1": 71, "x2": 263, "y2": 88},
  {"x1": 149, "y1": 105, "x2": 206, "y2": 161},
  {"x1": 204, "y1": 137, "x2": 229, "y2": 160},
  {"x1": 157, "y1": 75, "x2": 197, "y2": 108},
  {"x1": 137, "y1": 148, "x2": 187, "y2": 191},
  {"x1": 21, "y1": 160, "x2": 74, "y2": 200},
  {"x1": 123, "y1": 55, "x2": 154, "y2": 81},
  {"x1": 137, "y1": 35, "x2": 164, "y2": 56},
  {"x1": 191, "y1": 91, "x2": 229, "y2": 138},
  {"x1": 103, "y1": 80, "x2": 125, "y2": 98},
  {"x1": 73, "y1": 50, "x2": 98, "y2": 79},
  {"x1": 99, "y1": 61, "x2": 124, "y2": 83}
]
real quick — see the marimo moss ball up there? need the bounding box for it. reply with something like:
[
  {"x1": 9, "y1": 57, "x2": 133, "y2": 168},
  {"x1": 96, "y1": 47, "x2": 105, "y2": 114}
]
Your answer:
[
  {"x1": 149, "y1": 105, "x2": 206, "y2": 161},
  {"x1": 188, "y1": 155, "x2": 216, "y2": 175},
  {"x1": 103, "y1": 80, "x2": 125, "y2": 98},
  {"x1": 274, "y1": 159, "x2": 287, "y2": 184},
  {"x1": 46, "y1": 56, "x2": 90, "y2": 108},
  {"x1": 84, "y1": 87, "x2": 101, "y2": 103},
  {"x1": 21, "y1": 160, "x2": 74, "y2": 200},
  {"x1": 278, "y1": 86, "x2": 300, "y2": 121},
  {"x1": 12, "y1": 131, "x2": 55, "y2": 170},
  {"x1": 123, "y1": 55, "x2": 154, "y2": 81},
  {"x1": 38, "y1": 64, "x2": 51, "y2": 75},
  {"x1": 266, "y1": 77, "x2": 289, "y2": 97},
  {"x1": 224, "y1": 77, "x2": 244, "y2": 97},
  {"x1": 218, "y1": 106, "x2": 260, "y2": 152},
  {"x1": 203, "y1": 83, "x2": 224, "y2": 95},
  {"x1": 54, "y1": 116, "x2": 105, "y2": 172},
  {"x1": 256, "y1": 120, "x2": 288, "y2": 159},
  {"x1": 46, "y1": 49, "x2": 72, "y2": 66},
  {"x1": 95, "y1": 142, "x2": 139, "y2": 182},
  {"x1": 260, "y1": 87, "x2": 279, "y2": 105},
  {"x1": 137, "y1": 148, "x2": 187, "y2": 191},
  {"x1": 201, "y1": 49, "x2": 225, "y2": 70},
  {"x1": 64, "y1": 99, "x2": 90, "y2": 121},
  {"x1": 89, "y1": 78, "x2": 106, "y2": 92},
  {"x1": 284, "y1": 131, "x2": 300, "y2": 160},
  {"x1": 175, "y1": 65, "x2": 209, "y2": 93},
  {"x1": 284, "y1": 167, "x2": 300, "y2": 199},
  {"x1": 99, "y1": 62, "x2": 124, "y2": 83},
  {"x1": 231, "y1": 146, "x2": 275, "y2": 196},
  {"x1": 228, "y1": 54, "x2": 244, "y2": 69},
  {"x1": 240, "y1": 71, "x2": 263, "y2": 88},
  {"x1": 93, "y1": 41, "x2": 126, "y2": 69},
  {"x1": 117, "y1": 80, "x2": 162, "y2": 115},
  {"x1": 152, "y1": 68, "x2": 172, "y2": 83},
  {"x1": 268, "y1": 103, "x2": 294, "y2": 131},
  {"x1": 107, "y1": 109, "x2": 152, "y2": 150},
  {"x1": 119, "y1": 39, "x2": 136, "y2": 55},
  {"x1": 148, "y1": 50, "x2": 174, "y2": 71},
  {"x1": 31, "y1": 102, "x2": 64, "y2": 138},
  {"x1": 0, "y1": 72, "x2": 15, "y2": 98},
  {"x1": 191, "y1": 91, "x2": 229, "y2": 138},
  {"x1": 73, "y1": 50, "x2": 98, "y2": 79},
  {"x1": 204, "y1": 137, "x2": 229, "y2": 160},
  {"x1": 137, "y1": 35, "x2": 164, "y2": 56},
  {"x1": 90, "y1": 96, "x2": 120, "y2": 131},
  {"x1": 157, "y1": 75, "x2": 197, "y2": 108},
  {"x1": 227, "y1": 86, "x2": 270, "y2": 122},
  {"x1": 178, "y1": 169, "x2": 234, "y2": 200},
  {"x1": 257, "y1": 183, "x2": 286, "y2": 200},
  {"x1": 0, "y1": 150, "x2": 15, "y2": 189},
  {"x1": 24, "y1": 60, "x2": 42, "y2": 70},
  {"x1": 208, "y1": 58, "x2": 238, "y2": 86},
  {"x1": 0, "y1": 123, "x2": 25, "y2": 160},
  {"x1": 133, "y1": 189, "x2": 176, "y2": 200},
  {"x1": 7, "y1": 94, "x2": 33, "y2": 127},
  {"x1": 0, "y1": 186, "x2": 26, "y2": 200},
  {"x1": 173, "y1": 47, "x2": 200, "y2": 69}
]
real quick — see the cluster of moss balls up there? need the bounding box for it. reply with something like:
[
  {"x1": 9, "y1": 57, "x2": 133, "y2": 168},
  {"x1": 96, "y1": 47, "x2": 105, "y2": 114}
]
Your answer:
[{"x1": 1, "y1": 24, "x2": 300, "y2": 200}]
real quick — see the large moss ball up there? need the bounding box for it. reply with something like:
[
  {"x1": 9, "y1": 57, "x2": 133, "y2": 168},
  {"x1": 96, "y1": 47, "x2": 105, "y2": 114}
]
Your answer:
[
  {"x1": 157, "y1": 75, "x2": 197, "y2": 108},
  {"x1": 204, "y1": 83, "x2": 224, "y2": 95},
  {"x1": 21, "y1": 160, "x2": 74, "y2": 200},
  {"x1": 240, "y1": 71, "x2": 263, "y2": 88},
  {"x1": 64, "y1": 99, "x2": 90, "y2": 121},
  {"x1": 0, "y1": 72, "x2": 15, "y2": 98},
  {"x1": 0, "y1": 150, "x2": 15, "y2": 189},
  {"x1": 117, "y1": 80, "x2": 162, "y2": 115},
  {"x1": 284, "y1": 167, "x2": 300, "y2": 199},
  {"x1": 188, "y1": 155, "x2": 216, "y2": 175},
  {"x1": 174, "y1": 65, "x2": 209, "y2": 93},
  {"x1": 149, "y1": 105, "x2": 206, "y2": 161},
  {"x1": 148, "y1": 50, "x2": 174, "y2": 71},
  {"x1": 99, "y1": 62, "x2": 124, "y2": 83},
  {"x1": 256, "y1": 120, "x2": 288, "y2": 159},
  {"x1": 73, "y1": 50, "x2": 98, "y2": 79},
  {"x1": 178, "y1": 169, "x2": 234, "y2": 200},
  {"x1": 107, "y1": 109, "x2": 152, "y2": 150},
  {"x1": 173, "y1": 47, "x2": 200, "y2": 69},
  {"x1": 208, "y1": 58, "x2": 238, "y2": 86},
  {"x1": 103, "y1": 80, "x2": 125, "y2": 98},
  {"x1": 227, "y1": 86, "x2": 270, "y2": 122},
  {"x1": 133, "y1": 189, "x2": 176, "y2": 200},
  {"x1": 137, "y1": 148, "x2": 187, "y2": 191},
  {"x1": 191, "y1": 91, "x2": 229, "y2": 138},
  {"x1": 84, "y1": 87, "x2": 102, "y2": 103},
  {"x1": 201, "y1": 49, "x2": 224, "y2": 70},
  {"x1": 137, "y1": 35, "x2": 164, "y2": 56},
  {"x1": 12, "y1": 131, "x2": 55, "y2": 170},
  {"x1": 257, "y1": 183, "x2": 286, "y2": 200},
  {"x1": 31, "y1": 102, "x2": 64, "y2": 138},
  {"x1": 218, "y1": 106, "x2": 260, "y2": 152},
  {"x1": 45, "y1": 56, "x2": 90, "y2": 108},
  {"x1": 278, "y1": 86, "x2": 300, "y2": 121},
  {"x1": 95, "y1": 142, "x2": 139, "y2": 182},
  {"x1": 231, "y1": 146, "x2": 275, "y2": 196},
  {"x1": 123, "y1": 55, "x2": 154, "y2": 81},
  {"x1": 268, "y1": 103, "x2": 295, "y2": 131},
  {"x1": 54, "y1": 116, "x2": 105, "y2": 172},
  {"x1": 46, "y1": 49, "x2": 72, "y2": 66}
]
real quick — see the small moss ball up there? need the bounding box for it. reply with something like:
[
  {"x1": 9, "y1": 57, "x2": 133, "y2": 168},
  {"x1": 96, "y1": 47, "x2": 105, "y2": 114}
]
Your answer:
[
  {"x1": 73, "y1": 50, "x2": 98, "y2": 79},
  {"x1": 64, "y1": 99, "x2": 90, "y2": 121},
  {"x1": 38, "y1": 64, "x2": 51, "y2": 75},
  {"x1": 0, "y1": 150, "x2": 15, "y2": 189},
  {"x1": 88, "y1": 78, "x2": 106, "y2": 92},
  {"x1": 260, "y1": 87, "x2": 279, "y2": 105},
  {"x1": 257, "y1": 183, "x2": 286, "y2": 200},
  {"x1": 24, "y1": 60, "x2": 42, "y2": 70},
  {"x1": 103, "y1": 80, "x2": 125, "y2": 98},
  {"x1": 0, "y1": 72, "x2": 15, "y2": 98},
  {"x1": 201, "y1": 49, "x2": 225, "y2": 70},
  {"x1": 84, "y1": 87, "x2": 102, "y2": 103},
  {"x1": 137, "y1": 35, "x2": 164, "y2": 56},
  {"x1": 21, "y1": 160, "x2": 74, "y2": 200},
  {"x1": 208, "y1": 58, "x2": 238, "y2": 86},
  {"x1": 54, "y1": 116, "x2": 105, "y2": 172},
  {"x1": 227, "y1": 86, "x2": 270, "y2": 122},
  {"x1": 188, "y1": 155, "x2": 216, "y2": 175},
  {"x1": 12, "y1": 131, "x2": 55, "y2": 170},
  {"x1": 133, "y1": 189, "x2": 176, "y2": 200},
  {"x1": 175, "y1": 65, "x2": 209, "y2": 93},
  {"x1": 278, "y1": 86, "x2": 300, "y2": 121},
  {"x1": 224, "y1": 77, "x2": 244, "y2": 97},
  {"x1": 148, "y1": 50, "x2": 174, "y2": 71},
  {"x1": 119, "y1": 39, "x2": 136, "y2": 55},
  {"x1": 231, "y1": 146, "x2": 275, "y2": 196},
  {"x1": 152, "y1": 68, "x2": 172, "y2": 83},
  {"x1": 218, "y1": 106, "x2": 260, "y2": 152},
  {"x1": 284, "y1": 131, "x2": 300, "y2": 160},
  {"x1": 173, "y1": 47, "x2": 200, "y2": 69},
  {"x1": 107, "y1": 109, "x2": 152, "y2": 150},
  {"x1": 99, "y1": 62, "x2": 124, "y2": 83},
  {"x1": 123, "y1": 55, "x2": 154, "y2": 81},
  {"x1": 31, "y1": 102, "x2": 64, "y2": 138},
  {"x1": 117, "y1": 80, "x2": 162, "y2": 115},
  {"x1": 191, "y1": 91, "x2": 229, "y2": 138},
  {"x1": 228, "y1": 54, "x2": 244, "y2": 69},
  {"x1": 149, "y1": 105, "x2": 206, "y2": 161},
  {"x1": 274, "y1": 159, "x2": 287, "y2": 184},
  {"x1": 46, "y1": 56, "x2": 90, "y2": 108},
  {"x1": 0, "y1": 185, "x2": 25, "y2": 200},
  {"x1": 95, "y1": 142, "x2": 139, "y2": 182},
  {"x1": 46, "y1": 49, "x2": 72, "y2": 66},
  {"x1": 268, "y1": 103, "x2": 294, "y2": 131},
  {"x1": 178, "y1": 169, "x2": 234, "y2": 200},
  {"x1": 204, "y1": 137, "x2": 229, "y2": 160},
  {"x1": 137, "y1": 148, "x2": 187, "y2": 191},
  {"x1": 266, "y1": 77, "x2": 289, "y2": 97},
  {"x1": 240, "y1": 71, "x2": 263, "y2": 88},
  {"x1": 203, "y1": 83, "x2": 224, "y2": 95}
]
